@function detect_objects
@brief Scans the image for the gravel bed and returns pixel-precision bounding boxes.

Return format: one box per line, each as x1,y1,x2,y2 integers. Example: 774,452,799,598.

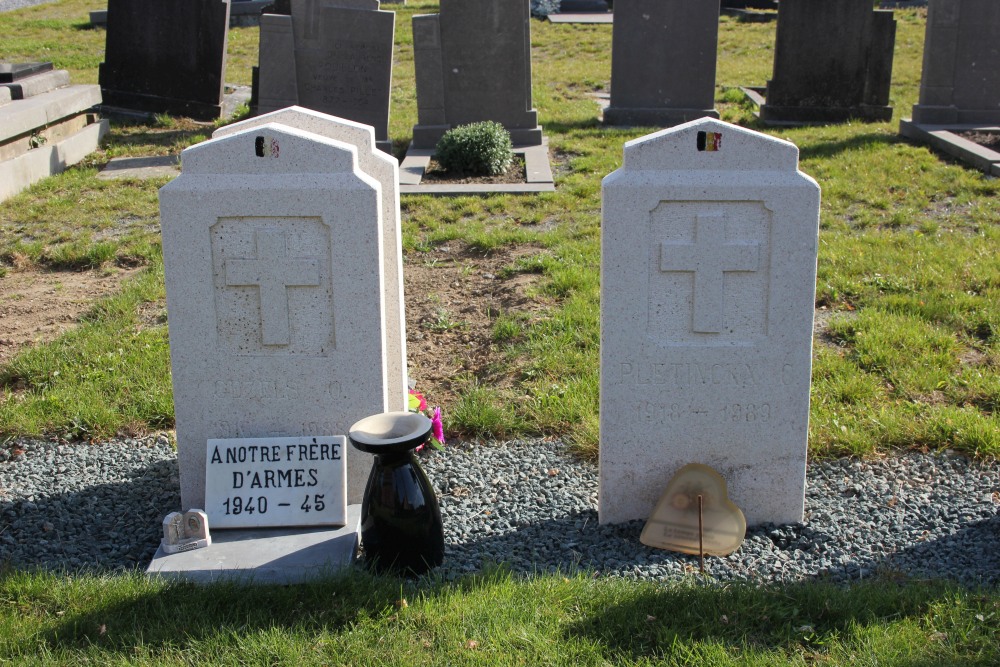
0,0,55,13
1,435,997,586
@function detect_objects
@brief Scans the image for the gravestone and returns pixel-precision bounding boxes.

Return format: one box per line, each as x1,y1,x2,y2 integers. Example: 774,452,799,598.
98,0,230,120
760,0,896,124
910,0,1000,124
254,0,395,152
604,0,720,127
411,0,543,148
213,106,408,416
159,121,389,512
599,118,820,526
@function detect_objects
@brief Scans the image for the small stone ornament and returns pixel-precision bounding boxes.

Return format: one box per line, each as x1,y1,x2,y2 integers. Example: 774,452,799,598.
640,463,746,557
161,509,212,554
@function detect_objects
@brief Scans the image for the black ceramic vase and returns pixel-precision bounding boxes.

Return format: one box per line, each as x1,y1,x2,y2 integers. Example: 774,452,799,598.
348,411,445,575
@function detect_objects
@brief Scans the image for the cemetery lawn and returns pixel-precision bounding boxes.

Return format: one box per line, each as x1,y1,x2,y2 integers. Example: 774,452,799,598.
0,3,997,663
0,567,997,666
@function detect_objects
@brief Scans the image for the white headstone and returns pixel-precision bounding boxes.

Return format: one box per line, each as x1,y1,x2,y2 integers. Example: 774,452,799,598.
160,122,388,512
213,107,407,414
599,117,820,526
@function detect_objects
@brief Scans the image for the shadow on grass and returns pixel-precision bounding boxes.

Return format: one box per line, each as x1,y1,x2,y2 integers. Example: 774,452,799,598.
797,131,904,160
564,577,997,663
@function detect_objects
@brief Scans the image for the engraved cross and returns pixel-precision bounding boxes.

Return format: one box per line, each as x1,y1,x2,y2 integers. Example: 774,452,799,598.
659,213,760,333
225,230,320,346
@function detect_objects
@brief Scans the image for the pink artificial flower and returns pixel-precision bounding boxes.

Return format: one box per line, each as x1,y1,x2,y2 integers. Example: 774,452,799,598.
409,389,428,412
431,406,446,445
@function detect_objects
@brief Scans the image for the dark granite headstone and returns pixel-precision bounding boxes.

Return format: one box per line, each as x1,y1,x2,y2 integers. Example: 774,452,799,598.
98,0,230,121
760,0,896,124
604,0,720,127
256,13,299,114
411,0,542,148
911,0,1000,125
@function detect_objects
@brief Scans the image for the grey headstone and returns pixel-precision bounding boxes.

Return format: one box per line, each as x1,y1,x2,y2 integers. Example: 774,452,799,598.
257,14,299,114
761,0,896,124
604,0,721,127
911,0,1000,125
411,0,542,148
98,0,230,121
287,0,395,150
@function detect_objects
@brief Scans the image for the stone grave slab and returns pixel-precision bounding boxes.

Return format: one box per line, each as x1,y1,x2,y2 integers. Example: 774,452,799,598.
599,118,820,527
97,155,181,180
0,84,107,203
398,141,555,195
0,69,70,100
159,122,390,511
759,0,896,124
98,0,230,120
146,504,361,584
604,0,720,127
213,106,408,417
547,12,613,24
0,62,53,83
411,0,543,148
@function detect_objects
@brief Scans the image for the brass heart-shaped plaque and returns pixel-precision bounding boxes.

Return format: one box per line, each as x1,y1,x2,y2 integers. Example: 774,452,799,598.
640,463,746,556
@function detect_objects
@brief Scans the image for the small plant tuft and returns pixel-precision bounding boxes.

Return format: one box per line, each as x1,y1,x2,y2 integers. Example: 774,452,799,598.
434,121,514,177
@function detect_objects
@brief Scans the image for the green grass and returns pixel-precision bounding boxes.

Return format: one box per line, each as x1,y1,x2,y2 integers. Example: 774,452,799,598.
0,567,997,666
0,4,997,455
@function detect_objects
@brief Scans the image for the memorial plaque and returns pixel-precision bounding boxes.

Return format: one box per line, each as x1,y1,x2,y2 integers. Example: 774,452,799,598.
205,435,347,528
599,118,820,527
640,463,746,557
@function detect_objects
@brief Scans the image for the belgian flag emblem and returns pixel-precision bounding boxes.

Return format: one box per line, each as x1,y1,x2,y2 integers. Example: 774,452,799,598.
696,131,722,152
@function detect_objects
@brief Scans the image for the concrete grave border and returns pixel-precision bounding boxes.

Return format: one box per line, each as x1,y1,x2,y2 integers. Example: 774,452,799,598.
399,140,555,195
899,120,1000,177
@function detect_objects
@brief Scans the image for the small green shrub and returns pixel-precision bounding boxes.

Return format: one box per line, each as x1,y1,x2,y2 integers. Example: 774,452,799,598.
435,121,514,177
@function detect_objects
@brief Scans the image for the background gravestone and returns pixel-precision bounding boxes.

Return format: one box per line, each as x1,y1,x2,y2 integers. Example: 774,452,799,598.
411,0,542,148
98,0,230,121
760,0,896,124
213,106,408,421
603,0,720,127
599,118,820,526
253,0,395,152
160,122,389,511
910,0,1000,124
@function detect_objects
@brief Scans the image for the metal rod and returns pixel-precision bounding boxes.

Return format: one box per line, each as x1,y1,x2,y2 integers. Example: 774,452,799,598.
698,494,705,574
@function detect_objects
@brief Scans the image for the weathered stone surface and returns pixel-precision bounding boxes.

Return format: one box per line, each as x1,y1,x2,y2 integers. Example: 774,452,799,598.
213,106,408,417
911,0,1000,124
604,0,720,127
411,0,542,148
599,118,820,527
160,123,389,511
761,0,896,124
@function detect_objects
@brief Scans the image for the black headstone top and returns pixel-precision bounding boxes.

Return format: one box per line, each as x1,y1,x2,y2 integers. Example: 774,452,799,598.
0,62,54,83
